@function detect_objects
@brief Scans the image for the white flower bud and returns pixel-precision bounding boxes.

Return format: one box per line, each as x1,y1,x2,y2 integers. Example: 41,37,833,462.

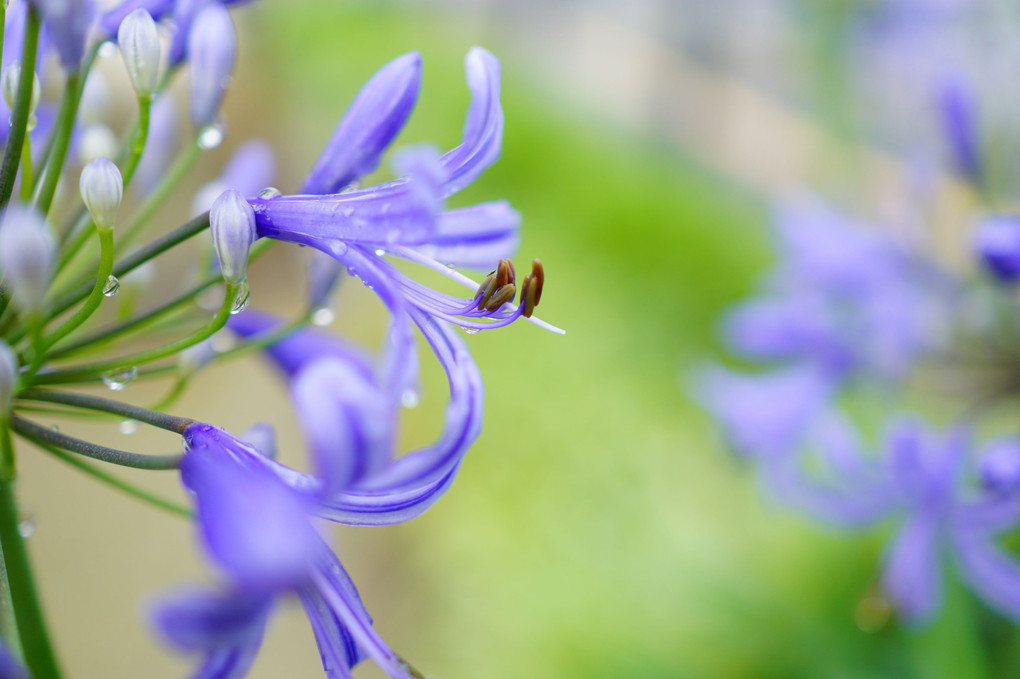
0,206,55,317
79,158,123,231
210,189,255,285
118,9,160,97
188,4,236,129
0,342,18,415
2,63,40,122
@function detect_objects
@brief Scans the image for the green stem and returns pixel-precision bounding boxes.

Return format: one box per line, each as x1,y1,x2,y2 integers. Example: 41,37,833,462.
32,282,238,386
40,229,114,353
10,416,181,470
34,44,98,185
28,439,191,518
117,139,202,255
120,94,151,186
17,135,31,203
0,442,62,679
31,70,81,216
0,7,40,208
17,390,193,433
49,212,212,321
50,239,271,360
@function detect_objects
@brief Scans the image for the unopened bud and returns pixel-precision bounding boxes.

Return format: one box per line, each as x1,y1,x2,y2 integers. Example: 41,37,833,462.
2,63,40,125
188,4,236,129
210,189,256,285
241,421,277,460
0,206,55,316
118,9,160,97
79,158,123,231
0,342,17,415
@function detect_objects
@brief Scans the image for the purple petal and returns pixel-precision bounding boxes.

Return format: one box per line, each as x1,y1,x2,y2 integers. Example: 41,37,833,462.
952,526,1020,622
976,216,1020,282
151,586,269,679
301,52,422,195
298,588,365,678
310,553,414,679
182,423,324,589
291,357,395,492
99,0,173,36
31,0,96,70
760,456,893,528
938,74,981,183
439,47,503,197
881,511,943,623
0,641,26,679
692,363,833,461
151,586,271,652
411,201,521,270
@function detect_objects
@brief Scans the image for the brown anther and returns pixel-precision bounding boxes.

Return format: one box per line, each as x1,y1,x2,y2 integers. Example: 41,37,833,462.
520,275,538,318
530,259,544,306
475,271,498,311
495,258,515,289
484,284,516,311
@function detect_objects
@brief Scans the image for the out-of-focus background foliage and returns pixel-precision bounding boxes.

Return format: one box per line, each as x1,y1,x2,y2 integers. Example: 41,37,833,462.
13,1,998,677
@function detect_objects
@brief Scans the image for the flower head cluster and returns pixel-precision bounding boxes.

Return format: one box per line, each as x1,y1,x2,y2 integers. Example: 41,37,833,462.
696,187,1020,625
0,1,558,677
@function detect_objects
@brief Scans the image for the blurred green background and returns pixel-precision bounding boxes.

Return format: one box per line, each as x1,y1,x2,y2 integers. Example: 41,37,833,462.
13,1,1007,678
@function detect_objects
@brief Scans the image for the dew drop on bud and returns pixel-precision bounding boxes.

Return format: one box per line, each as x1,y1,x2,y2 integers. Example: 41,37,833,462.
257,186,282,199
98,41,117,58
311,307,335,327
101,366,139,391
401,388,420,408
197,124,224,150
102,275,120,297
119,419,138,435
230,280,250,315
17,518,35,538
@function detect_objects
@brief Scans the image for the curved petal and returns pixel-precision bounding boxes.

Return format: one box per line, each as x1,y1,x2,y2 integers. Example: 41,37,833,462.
182,424,323,590
311,553,415,679
291,356,395,492
302,52,423,195
152,587,269,679
99,0,173,36
411,201,521,270
298,588,365,678
439,47,503,197
952,526,1020,622
881,512,943,623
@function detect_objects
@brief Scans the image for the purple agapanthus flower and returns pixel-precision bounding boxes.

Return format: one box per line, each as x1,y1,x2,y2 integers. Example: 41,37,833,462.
154,423,415,679
98,0,253,39
30,0,95,71
726,196,949,384
192,140,275,214
754,413,1020,625
247,48,557,343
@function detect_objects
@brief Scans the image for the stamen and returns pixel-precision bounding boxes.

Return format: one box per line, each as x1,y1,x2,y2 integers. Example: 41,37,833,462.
483,283,516,311
520,259,544,318
475,271,498,310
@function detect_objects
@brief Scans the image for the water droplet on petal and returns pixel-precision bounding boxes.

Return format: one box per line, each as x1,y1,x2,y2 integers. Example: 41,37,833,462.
17,518,35,538
98,41,117,59
446,263,457,270
311,307,335,327
197,123,224,150
374,248,386,257
119,419,138,435
257,186,282,199
463,327,480,335
401,388,420,408
102,275,120,297
101,366,139,391
230,280,250,315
